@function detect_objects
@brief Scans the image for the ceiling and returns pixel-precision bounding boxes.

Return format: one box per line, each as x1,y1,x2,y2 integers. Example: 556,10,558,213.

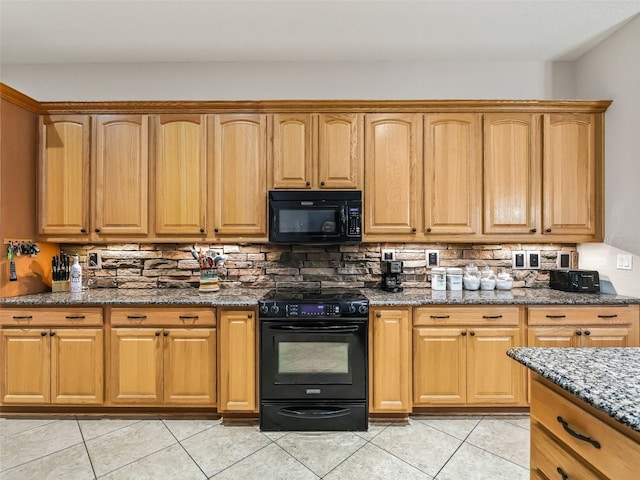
1,0,640,65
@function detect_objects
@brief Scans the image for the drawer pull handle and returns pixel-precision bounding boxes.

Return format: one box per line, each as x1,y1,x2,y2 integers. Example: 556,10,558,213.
127,315,147,319
430,315,450,319
556,416,601,449
556,467,568,480
65,315,86,319
179,315,199,319
12,315,33,320
546,315,566,319
597,314,617,319
482,315,502,319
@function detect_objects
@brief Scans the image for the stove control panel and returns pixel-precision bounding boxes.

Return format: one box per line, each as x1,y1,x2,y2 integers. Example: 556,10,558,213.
258,300,369,318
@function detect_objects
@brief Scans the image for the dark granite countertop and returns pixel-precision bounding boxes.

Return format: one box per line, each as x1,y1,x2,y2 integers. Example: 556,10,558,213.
508,347,640,434
1,287,639,307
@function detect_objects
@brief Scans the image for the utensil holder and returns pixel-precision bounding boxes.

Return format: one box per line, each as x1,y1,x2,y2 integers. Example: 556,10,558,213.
52,280,70,292
199,268,219,292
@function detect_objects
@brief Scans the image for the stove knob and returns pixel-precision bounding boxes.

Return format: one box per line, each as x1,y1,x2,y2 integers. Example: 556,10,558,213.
358,304,369,315
270,305,280,315
259,305,269,315
348,303,357,314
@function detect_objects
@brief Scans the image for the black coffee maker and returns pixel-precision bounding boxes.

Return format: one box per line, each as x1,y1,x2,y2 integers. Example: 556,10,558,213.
381,260,403,292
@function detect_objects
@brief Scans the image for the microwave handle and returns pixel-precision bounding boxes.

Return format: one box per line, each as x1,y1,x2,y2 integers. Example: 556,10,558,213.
340,207,346,236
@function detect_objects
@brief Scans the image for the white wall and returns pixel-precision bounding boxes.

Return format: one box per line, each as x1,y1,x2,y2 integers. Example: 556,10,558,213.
574,14,640,296
1,60,563,101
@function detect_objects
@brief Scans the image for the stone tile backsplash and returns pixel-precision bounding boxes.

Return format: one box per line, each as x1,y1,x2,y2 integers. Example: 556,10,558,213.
60,243,576,291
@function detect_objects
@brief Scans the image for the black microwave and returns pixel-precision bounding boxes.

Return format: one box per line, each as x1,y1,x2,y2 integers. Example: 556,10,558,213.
269,191,362,244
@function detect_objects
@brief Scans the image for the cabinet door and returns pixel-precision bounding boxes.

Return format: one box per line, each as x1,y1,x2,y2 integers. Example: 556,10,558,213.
271,114,313,189
581,327,632,347
467,327,525,405
154,114,207,235
163,328,216,405
365,114,421,236
543,113,599,236
424,113,480,235
51,328,103,404
38,115,90,236
317,114,363,189
212,115,267,236
528,326,578,348
413,327,466,405
483,114,541,235
0,329,50,404
110,328,162,404
218,309,256,412
370,308,411,413
93,115,148,236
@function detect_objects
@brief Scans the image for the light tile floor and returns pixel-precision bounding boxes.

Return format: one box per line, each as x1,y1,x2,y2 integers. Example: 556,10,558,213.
0,415,530,479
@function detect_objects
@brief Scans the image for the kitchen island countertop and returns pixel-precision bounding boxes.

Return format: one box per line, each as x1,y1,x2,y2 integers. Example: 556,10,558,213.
508,347,640,434
1,287,639,306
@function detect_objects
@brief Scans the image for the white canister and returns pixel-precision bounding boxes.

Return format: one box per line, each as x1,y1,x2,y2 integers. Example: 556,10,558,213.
446,268,463,291
70,254,83,293
431,267,447,291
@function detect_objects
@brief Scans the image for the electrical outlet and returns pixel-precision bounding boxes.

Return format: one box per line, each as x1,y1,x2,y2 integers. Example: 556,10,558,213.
426,250,439,267
512,251,526,269
88,252,101,270
381,249,396,261
617,254,633,270
557,252,571,269
527,250,541,269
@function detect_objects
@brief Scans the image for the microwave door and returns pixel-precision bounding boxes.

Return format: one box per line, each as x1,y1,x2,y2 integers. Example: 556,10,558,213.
275,203,341,240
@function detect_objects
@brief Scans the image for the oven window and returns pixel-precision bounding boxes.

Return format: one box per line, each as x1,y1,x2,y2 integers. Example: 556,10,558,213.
279,342,349,374
279,209,338,234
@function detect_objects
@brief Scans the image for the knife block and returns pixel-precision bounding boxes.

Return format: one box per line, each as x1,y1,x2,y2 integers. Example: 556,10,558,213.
199,268,219,292
52,280,70,292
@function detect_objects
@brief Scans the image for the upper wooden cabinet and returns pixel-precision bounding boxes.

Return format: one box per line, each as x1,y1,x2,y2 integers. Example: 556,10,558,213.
93,115,149,237
364,114,422,237
483,113,541,235
211,114,267,237
543,113,601,237
424,113,481,236
153,114,208,236
270,113,363,190
38,115,91,237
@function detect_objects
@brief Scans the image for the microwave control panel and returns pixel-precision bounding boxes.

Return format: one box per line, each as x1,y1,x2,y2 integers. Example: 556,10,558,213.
347,207,362,237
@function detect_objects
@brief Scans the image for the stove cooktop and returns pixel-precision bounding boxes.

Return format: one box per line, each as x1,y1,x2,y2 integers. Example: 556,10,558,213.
260,288,367,302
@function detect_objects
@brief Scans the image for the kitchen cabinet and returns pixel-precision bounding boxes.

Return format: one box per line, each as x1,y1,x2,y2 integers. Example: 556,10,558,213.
0,308,104,405
218,308,257,412
270,114,363,190
109,307,216,405
92,114,149,237
369,307,411,414
527,305,639,348
211,114,268,238
483,113,541,235
423,113,481,236
413,306,526,406
364,114,422,238
38,115,91,238
543,113,601,238
153,114,208,237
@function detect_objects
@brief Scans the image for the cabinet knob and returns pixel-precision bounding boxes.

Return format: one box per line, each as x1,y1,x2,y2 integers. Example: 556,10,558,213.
411,227,417,233
214,228,219,233
155,331,161,336
546,228,552,233
200,228,205,233
576,331,582,336
163,331,169,336
376,313,381,318
426,227,432,233
530,228,537,233
306,181,311,187
50,331,56,337
584,330,591,336
461,331,467,336
469,331,475,336
95,228,101,233
80,228,87,233
248,314,253,319
41,331,47,336
320,181,325,187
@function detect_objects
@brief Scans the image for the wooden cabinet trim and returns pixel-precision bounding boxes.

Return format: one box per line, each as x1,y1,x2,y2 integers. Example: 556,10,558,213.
0,308,103,327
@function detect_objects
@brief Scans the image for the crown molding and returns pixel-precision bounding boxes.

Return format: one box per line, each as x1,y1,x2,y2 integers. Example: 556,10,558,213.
0,83,41,113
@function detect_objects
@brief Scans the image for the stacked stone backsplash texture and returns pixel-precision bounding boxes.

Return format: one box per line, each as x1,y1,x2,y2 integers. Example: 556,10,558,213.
60,243,576,291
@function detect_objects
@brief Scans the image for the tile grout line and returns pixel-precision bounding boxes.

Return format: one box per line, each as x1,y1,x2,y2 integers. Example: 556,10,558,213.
269,440,323,480
161,417,210,479
204,440,277,479
76,416,99,480
430,415,484,479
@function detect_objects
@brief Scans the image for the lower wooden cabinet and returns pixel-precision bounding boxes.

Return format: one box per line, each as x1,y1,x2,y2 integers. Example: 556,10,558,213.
218,308,257,412
369,307,412,413
1,328,103,405
108,307,216,406
413,306,526,406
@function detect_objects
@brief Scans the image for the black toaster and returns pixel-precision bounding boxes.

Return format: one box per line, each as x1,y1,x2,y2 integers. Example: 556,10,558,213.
549,270,600,293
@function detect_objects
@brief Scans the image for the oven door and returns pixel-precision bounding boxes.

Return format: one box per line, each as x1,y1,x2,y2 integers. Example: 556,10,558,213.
269,200,345,243
260,319,367,400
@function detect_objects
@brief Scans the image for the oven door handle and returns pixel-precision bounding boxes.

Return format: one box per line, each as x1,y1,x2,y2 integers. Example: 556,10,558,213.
270,325,360,333
279,407,351,419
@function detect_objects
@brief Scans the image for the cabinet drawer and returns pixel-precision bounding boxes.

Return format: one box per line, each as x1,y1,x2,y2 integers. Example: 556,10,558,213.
0,308,103,326
110,308,216,327
414,306,521,326
528,305,638,326
531,378,639,480
531,421,601,480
